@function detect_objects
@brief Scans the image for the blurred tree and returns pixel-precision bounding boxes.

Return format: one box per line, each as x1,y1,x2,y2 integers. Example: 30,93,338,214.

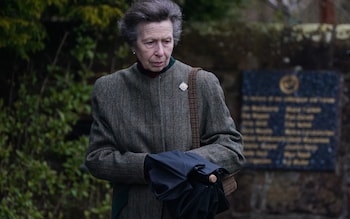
0,0,129,103
0,0,126,59
177,0,245,22
0,0,129,218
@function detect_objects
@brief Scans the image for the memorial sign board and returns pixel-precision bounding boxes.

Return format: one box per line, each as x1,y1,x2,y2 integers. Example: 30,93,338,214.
241,70,341,171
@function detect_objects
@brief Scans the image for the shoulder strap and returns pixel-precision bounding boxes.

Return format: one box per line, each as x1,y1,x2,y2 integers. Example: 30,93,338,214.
188,67,202,149
188,67,238,196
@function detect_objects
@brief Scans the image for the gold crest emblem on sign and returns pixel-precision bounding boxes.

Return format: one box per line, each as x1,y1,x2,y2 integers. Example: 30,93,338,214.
279,74,299,94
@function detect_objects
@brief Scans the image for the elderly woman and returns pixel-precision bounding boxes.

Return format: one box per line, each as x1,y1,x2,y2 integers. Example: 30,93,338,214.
85,0,245,218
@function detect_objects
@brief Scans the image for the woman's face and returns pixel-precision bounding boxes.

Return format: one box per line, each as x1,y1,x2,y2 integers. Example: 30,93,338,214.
133,20,174,72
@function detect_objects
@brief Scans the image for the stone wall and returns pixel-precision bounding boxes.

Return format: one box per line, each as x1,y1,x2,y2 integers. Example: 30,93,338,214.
174,23,350,219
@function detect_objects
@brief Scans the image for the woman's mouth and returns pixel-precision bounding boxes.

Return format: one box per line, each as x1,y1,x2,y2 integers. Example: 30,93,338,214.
152,61,164,67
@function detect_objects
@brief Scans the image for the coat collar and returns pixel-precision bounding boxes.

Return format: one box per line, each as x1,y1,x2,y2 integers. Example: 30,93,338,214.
137,57,175,78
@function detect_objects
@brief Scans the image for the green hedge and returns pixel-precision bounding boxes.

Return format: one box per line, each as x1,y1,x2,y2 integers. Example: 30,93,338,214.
0,70,113,218
0,0,127,218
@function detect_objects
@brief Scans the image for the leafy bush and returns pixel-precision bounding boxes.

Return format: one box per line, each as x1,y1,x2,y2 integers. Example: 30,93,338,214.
0,71,112,219
0,0,128,218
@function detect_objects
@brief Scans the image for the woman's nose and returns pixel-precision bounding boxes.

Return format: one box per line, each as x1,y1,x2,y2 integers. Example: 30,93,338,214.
154,42,165,56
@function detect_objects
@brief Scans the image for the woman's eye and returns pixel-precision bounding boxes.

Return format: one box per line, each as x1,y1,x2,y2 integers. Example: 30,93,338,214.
145,41,154,46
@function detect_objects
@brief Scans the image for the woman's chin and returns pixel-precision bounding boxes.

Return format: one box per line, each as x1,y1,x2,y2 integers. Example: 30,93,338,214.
149,66,164,72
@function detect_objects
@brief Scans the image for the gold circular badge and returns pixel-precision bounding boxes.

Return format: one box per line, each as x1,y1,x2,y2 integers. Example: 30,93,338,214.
279,74,299,94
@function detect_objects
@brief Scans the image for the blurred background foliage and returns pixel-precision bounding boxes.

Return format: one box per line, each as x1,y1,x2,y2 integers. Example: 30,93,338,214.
0,0,245,218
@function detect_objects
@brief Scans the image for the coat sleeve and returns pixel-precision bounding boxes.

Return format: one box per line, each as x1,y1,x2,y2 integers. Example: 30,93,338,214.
85,76,147,184
188,70,245,174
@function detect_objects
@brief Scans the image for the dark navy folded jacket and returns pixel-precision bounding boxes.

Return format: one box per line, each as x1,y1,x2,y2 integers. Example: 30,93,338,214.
146,150,229,219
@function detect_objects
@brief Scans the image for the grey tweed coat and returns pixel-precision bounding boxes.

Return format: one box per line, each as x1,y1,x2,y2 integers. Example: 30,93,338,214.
85,60,245,219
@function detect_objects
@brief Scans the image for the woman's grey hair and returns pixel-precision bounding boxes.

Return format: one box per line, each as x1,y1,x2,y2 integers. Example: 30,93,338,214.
118,0,183,46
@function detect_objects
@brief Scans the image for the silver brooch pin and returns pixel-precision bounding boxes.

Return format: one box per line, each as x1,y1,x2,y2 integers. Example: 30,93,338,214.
179,82,188,91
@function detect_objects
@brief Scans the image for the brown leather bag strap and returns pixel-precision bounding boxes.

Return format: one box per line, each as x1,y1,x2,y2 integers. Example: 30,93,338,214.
188,67,238,196
188,67,202,149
